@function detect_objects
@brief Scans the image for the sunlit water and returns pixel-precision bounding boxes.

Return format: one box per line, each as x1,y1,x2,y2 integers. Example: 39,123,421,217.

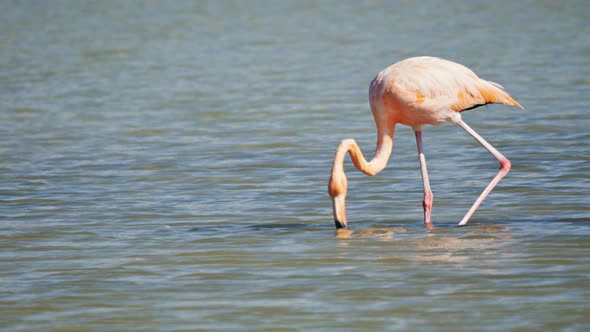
1,1,589,331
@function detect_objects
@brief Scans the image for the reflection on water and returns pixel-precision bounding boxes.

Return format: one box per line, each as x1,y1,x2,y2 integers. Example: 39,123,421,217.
1,0,590,331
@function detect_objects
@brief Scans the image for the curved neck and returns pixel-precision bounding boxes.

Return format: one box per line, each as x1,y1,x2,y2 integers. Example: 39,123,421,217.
328,125,395,228
332,127,394,177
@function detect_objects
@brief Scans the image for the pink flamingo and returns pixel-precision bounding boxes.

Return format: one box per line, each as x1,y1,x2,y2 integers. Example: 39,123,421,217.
328,56,523,229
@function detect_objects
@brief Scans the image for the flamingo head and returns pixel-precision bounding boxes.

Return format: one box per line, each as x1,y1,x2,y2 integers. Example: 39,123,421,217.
328,172,348,228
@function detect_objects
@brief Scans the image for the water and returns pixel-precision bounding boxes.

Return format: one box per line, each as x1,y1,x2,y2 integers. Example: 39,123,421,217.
1,1,589,330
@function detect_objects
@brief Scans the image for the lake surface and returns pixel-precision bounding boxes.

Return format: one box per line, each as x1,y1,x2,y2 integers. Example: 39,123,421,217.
1,1,589,331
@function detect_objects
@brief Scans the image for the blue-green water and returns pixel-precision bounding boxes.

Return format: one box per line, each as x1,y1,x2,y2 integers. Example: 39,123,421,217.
1,1,589,331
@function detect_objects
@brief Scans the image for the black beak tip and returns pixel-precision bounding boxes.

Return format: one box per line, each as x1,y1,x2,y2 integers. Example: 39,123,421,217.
334,220,347,229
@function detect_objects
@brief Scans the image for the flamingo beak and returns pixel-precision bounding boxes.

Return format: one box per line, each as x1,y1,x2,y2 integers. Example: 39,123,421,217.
331,195,348,229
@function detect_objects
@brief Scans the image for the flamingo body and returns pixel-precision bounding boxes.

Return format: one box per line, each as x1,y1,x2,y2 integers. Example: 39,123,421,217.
328,56,522,229
370,57,522,129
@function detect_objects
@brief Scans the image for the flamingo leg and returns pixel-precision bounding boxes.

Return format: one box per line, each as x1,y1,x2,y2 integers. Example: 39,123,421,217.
454,119,511,226
415,130,434,228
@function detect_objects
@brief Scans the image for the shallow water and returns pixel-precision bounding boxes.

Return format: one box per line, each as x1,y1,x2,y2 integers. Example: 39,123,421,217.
1,1,590,331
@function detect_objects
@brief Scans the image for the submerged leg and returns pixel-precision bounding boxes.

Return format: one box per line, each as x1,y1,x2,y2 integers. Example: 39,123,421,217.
454,119,511,226
415,130,433,229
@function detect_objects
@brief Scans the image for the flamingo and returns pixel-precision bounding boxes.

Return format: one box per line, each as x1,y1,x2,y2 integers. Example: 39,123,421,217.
328,56,523,229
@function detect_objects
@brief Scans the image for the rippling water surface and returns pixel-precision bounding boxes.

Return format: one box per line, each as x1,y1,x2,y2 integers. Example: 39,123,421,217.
1,1,589,331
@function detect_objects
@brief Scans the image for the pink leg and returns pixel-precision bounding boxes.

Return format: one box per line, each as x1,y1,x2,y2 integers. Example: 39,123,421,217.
415,131,433,228
455,119,511,226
